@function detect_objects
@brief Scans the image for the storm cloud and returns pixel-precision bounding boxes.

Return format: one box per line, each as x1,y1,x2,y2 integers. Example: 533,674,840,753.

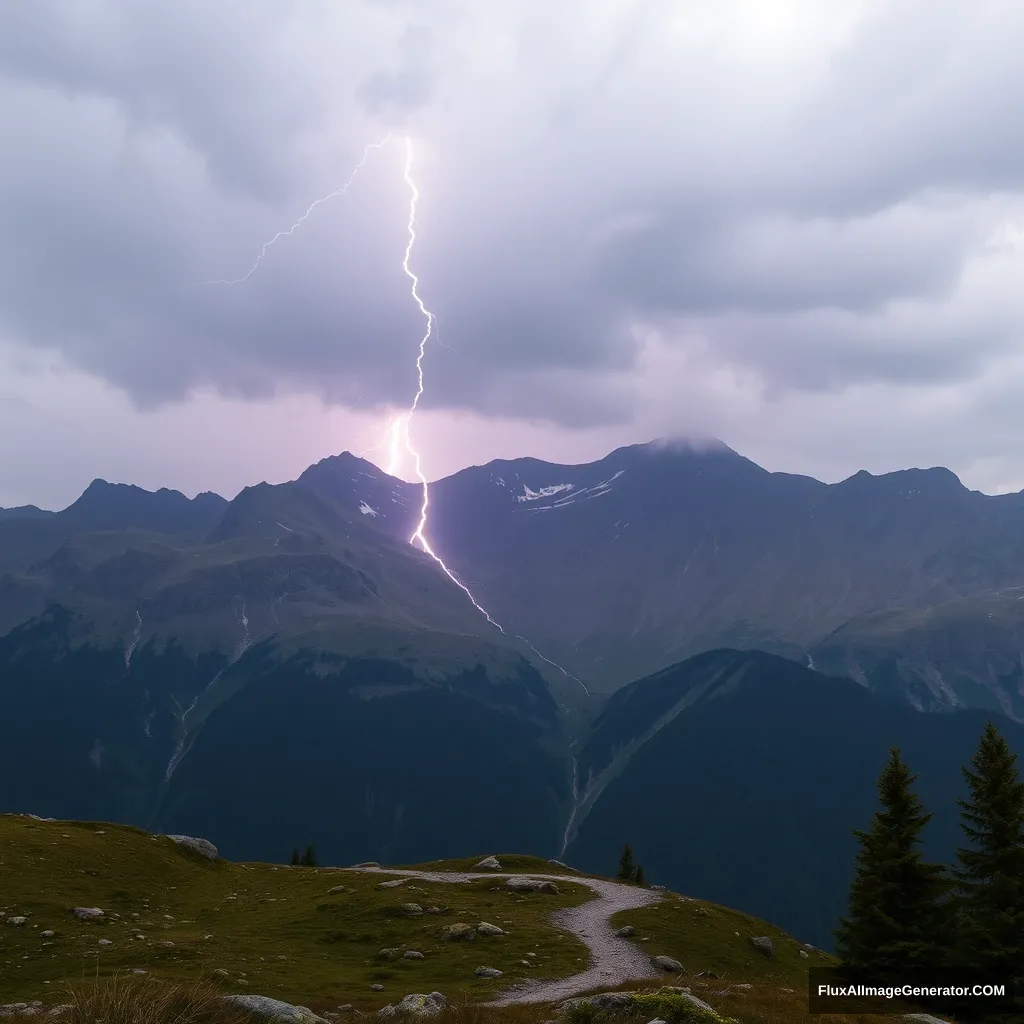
1,0,1024,507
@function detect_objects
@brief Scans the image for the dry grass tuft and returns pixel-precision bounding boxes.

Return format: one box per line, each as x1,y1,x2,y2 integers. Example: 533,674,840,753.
58,973,254,1024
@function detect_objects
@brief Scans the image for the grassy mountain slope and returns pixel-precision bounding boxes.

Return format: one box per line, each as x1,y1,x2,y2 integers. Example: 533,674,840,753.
565,648,1024,951
0,814,828,1019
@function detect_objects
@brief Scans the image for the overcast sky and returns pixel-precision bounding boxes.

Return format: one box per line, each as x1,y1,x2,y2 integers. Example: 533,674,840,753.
2,0,1024,509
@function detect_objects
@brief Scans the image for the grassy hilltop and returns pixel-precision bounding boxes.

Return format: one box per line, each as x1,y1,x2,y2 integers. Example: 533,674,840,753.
1,814,896,1024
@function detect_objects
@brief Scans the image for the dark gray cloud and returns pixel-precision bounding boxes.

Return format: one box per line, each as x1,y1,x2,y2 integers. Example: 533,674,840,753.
2,0,1024,507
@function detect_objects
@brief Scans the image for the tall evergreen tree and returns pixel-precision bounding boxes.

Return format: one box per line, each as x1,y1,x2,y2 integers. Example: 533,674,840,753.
290,847,300,866
301,844,318,867
835,747,953,982
633,864,647,887
954,721,1024,985
617,843,635,881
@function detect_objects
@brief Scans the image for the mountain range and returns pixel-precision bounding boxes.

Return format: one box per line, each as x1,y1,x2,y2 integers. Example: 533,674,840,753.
3,437,1024,949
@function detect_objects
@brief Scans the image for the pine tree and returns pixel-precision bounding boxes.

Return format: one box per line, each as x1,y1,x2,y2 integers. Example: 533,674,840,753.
633,864,647,887
290,847,300,866
954,722,1024,985
835,747,953,982
617,843,635,881
301,844,317,867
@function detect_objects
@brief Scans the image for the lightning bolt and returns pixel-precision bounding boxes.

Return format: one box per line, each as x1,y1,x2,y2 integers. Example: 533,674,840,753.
397,139,590,695
202,135,392,286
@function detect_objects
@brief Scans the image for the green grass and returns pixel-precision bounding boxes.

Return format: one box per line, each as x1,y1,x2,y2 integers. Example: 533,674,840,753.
2,815,897,1024
608,893,836,988
0,815,592,1013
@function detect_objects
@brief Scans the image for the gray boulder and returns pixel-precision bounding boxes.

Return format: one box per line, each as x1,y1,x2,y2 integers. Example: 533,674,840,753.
474,856,501,870
441,923,475,941
476,922,504,936
506,877,559,894
546,859,579,872
474,967,503,978
652,955,683,972
749,936,774,958
70,907,105,920
376,993,447,1019
223,994,329,1023
615,925,635,937
5,916,26,926
399,903,423,917
799,949,809,959
403,951,425,960
167,834,218,860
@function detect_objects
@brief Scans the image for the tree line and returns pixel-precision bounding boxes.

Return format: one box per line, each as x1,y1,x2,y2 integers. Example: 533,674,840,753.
836,721,1024,1014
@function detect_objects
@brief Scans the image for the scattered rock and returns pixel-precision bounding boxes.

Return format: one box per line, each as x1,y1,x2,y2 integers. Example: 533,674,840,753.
5,916,26,926
672,992,716,1013
378,879,411,889
474,856,501,870
476,922,504,936
615,925,635,938
166,834,218,860
97,938,113,946
214,969,230,978
223,994,329,1023
798,949,809,959
650,884,667,891
353,861,380,868
441,923,475,941
546,859,580,872
376,993,447,1019
716,984,752,997
403,951,425,960
327,886,348,895
371,985,385,992
506,877,559,894
399,903,423,917
652,955,684,973
474,967,503,978
70,907,105,920
40,930,54,938
378,948,401,960
749,936,774,958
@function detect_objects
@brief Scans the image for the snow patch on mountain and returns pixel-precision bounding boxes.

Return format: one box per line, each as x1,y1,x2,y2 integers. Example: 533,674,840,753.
359,501,379,517
518,470,627,511
516,483,575,502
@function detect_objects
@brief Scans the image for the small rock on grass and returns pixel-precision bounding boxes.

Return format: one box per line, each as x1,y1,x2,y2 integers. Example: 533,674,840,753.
224,994,328,1023
376,993,446,1020
474,856,501,870
166,834,218,860
71,907,105,920
652,955,683,972
475,967,503,978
